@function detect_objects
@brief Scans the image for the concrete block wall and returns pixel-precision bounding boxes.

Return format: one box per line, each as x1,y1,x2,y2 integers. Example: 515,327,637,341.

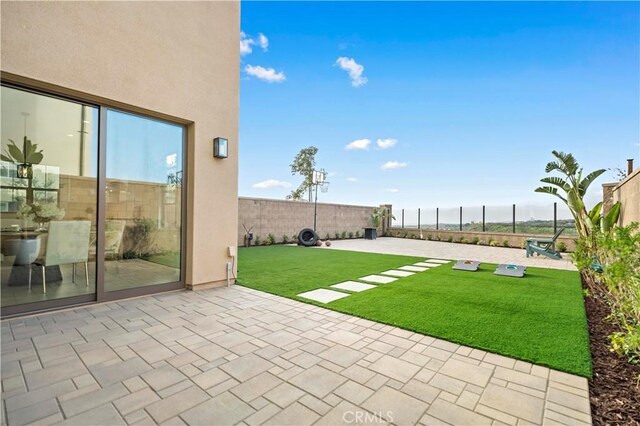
16,174,181,254
238,197,377,245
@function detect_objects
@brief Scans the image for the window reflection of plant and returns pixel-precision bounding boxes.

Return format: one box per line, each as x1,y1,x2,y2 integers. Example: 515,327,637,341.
122,217,158,260
167,171,182,187
0,138,61,213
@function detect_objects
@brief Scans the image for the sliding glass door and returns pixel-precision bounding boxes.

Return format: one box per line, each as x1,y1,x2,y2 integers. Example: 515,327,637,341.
1,86,98,310
104,110,183,293
1,84,185,316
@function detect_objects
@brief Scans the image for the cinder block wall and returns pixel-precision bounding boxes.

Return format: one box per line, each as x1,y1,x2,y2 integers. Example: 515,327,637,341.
238,197,377,245
0,174,182,255
612,168,640,227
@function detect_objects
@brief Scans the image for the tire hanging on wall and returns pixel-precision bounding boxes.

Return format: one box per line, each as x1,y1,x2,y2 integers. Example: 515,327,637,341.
298,228,318,247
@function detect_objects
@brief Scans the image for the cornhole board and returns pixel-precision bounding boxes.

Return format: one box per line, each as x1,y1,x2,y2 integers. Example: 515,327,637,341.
452,260,480,272
494,264,526,278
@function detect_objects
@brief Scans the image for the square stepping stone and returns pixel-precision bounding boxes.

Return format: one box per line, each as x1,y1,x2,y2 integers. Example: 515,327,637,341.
380,270,415,278
425,259,450,264
331,281,377,293
359,275,397,284
297,289,350,304
399,265,427,272
416,262,442,267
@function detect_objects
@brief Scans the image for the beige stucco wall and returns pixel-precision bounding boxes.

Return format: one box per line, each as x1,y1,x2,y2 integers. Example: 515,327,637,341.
1,1,240,288
612,167,640,227
238,197,377,246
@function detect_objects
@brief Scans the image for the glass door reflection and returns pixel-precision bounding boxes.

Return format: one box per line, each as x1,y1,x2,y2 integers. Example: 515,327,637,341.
104,109,183,292
1,86,98,308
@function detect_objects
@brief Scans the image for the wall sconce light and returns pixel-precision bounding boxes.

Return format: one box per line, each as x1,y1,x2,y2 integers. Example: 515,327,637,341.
213,137,228,159
17,163,33,179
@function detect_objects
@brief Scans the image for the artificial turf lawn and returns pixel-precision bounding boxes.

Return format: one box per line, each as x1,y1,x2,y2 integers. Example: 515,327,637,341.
237,245,592,377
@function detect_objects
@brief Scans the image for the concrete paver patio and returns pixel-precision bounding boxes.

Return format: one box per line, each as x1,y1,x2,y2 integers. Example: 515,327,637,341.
322,237,576,271
1,285,590,425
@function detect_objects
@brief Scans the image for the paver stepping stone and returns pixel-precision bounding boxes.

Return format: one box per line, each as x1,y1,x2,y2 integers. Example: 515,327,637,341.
359,275,397,284
415,262,443,267
425,259,450,264
331,281,377,292
380,270,415,278
297,289,350,303
399,265,427,272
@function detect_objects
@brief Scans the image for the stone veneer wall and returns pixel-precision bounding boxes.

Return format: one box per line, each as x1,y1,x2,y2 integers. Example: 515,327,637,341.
388,227,577,252
612,167,640,227
238,197,378,245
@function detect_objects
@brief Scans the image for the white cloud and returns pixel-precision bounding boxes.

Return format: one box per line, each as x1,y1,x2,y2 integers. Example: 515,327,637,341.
257,33,269,51
240,32,254,56
335,57,368,87
347,177,358,182
385,188,399,193
240,32,269,56
376,138,397,150
245,65,286,83
345,138,371,150
381,161,407,171
252,179,291,189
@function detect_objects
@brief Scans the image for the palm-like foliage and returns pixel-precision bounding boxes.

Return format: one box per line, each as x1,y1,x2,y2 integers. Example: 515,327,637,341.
535,150,606,240
1,137,44,164
371,207,395,228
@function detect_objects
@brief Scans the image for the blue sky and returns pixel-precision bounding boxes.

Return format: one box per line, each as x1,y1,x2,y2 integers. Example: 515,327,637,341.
239,1,640,212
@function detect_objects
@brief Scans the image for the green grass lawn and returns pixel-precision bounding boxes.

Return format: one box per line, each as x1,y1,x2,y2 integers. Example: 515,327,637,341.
238,245,591,377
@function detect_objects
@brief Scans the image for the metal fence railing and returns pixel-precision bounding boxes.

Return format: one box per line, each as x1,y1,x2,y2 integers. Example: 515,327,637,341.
391,202,577,236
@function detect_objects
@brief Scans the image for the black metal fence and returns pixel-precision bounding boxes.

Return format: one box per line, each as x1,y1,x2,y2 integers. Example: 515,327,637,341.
392,202,577,236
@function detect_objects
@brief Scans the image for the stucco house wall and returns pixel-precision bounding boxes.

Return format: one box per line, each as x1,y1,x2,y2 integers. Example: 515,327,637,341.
1,1,240,289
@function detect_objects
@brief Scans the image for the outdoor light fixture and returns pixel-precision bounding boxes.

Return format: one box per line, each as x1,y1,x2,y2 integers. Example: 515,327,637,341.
213,137,228,159
17,163,32,179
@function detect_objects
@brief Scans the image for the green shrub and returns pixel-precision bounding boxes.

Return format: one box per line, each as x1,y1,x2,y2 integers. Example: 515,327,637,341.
267,234,276,245
254,236,261,246
503,240,510,248
447,236,453,243
427,234,432,240
355,230,360,238
325,233,331,240
402,231,408,238
457,236,464,243
609,327,640,365
282,235,289,244
577,223,640,365
520,240,527,249
335,232,340,239
557,241,567,252
489,240,499,247
471,237,480,245
341,231,347,239
348,231,354,239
